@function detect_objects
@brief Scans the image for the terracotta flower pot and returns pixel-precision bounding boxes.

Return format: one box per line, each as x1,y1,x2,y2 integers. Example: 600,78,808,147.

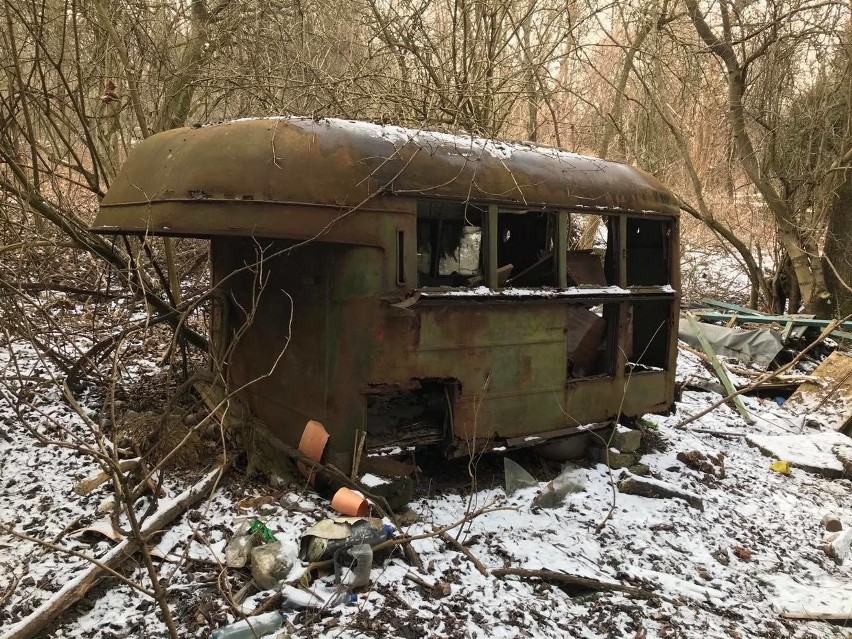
330,487,370,517
297,419,329,484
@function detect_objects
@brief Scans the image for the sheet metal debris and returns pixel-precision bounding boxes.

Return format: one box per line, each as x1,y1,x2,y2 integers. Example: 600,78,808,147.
693,299,852,342
678,318,783,367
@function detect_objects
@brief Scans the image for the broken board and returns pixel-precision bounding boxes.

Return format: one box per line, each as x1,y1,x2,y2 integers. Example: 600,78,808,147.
785,351,852,433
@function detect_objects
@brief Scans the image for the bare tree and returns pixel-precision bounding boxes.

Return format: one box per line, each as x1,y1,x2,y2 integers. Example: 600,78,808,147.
683,0,848,316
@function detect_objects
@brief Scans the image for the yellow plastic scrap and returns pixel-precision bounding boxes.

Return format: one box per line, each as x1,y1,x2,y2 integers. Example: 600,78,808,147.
770,460,791,475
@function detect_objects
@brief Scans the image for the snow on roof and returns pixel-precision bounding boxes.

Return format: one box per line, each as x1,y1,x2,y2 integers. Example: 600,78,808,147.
217,115,606,165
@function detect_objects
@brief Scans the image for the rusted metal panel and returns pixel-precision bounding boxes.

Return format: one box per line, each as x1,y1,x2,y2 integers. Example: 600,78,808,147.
213,236,674,464
93,118,678,239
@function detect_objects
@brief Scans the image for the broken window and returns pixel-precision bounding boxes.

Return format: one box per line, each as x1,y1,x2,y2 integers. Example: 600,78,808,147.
417,202,483,287
566,213,615,286
365,380,452,449
626,218,670,286
498,211,555,287
627,300,672,371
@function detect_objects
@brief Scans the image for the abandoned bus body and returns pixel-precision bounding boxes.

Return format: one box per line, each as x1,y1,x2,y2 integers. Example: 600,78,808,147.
93,117,680,471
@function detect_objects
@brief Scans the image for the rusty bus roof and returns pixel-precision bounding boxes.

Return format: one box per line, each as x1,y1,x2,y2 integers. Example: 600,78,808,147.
93,117,679,237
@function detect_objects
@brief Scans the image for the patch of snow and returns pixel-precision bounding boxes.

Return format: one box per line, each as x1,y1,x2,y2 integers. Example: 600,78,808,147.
4,340,852,638
215,116,611,167
746,431,852,476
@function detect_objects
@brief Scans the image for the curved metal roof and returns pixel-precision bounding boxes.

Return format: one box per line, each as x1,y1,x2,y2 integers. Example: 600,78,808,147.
93,117,678,237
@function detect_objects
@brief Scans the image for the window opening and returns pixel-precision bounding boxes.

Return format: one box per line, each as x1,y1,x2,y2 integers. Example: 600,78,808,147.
626,218,670,286
566,213,614,286
417,202,483,287
566,303,616,378
499,211,555,287
627,300,671,371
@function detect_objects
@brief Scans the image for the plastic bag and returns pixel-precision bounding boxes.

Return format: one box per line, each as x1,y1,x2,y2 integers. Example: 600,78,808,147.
224,521,255,568
504,458,538,496
224,520,277,568
251,539,299,589
532,464,587,509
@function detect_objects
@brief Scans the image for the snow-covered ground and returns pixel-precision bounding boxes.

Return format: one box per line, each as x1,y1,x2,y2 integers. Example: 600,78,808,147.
2,337,852,638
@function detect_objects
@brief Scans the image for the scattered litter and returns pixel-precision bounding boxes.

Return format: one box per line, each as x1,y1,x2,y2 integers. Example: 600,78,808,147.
296,419,329,484
280,584,355,609
769,460,791,475
250,539,298,590
330,487,370,517
334,543,373,589
503,457,537,496
532,464,586,509
678,317,783,366
299,517,392,562
224,520,276,568
210,611,286,639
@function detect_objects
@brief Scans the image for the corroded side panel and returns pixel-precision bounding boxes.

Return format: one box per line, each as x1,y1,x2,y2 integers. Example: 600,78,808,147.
370,302,569,441
212,237,330,448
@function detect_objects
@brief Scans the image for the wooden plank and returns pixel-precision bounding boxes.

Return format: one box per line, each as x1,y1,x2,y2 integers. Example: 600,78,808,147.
780,611,852,621
686,313,754,424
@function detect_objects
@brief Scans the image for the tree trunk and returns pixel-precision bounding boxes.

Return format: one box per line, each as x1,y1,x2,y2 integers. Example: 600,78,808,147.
685,0,834,316
825,178,852,317
578,19,652,249
823,19,852,317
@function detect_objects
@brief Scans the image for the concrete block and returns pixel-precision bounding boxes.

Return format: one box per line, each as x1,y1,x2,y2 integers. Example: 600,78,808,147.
611,424,642,453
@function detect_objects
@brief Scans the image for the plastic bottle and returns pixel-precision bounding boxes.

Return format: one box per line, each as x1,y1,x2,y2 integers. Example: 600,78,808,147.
300,518,393,562
325,520,393,558
210,611,285,639
280,585,356,610
334,543,373,589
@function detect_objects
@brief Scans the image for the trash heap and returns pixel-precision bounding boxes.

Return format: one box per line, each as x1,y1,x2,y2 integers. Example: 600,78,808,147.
214,516,393,638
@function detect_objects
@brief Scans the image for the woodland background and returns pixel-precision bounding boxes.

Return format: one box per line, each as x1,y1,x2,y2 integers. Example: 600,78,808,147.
1,0,851,326
2,2,852,637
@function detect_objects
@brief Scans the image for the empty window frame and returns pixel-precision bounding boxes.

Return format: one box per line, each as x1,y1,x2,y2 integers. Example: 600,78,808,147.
498,211,556,287
627,299,672,371
566,303,617,378
566,213,616,287
626,217,670,286
416,202,484,287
